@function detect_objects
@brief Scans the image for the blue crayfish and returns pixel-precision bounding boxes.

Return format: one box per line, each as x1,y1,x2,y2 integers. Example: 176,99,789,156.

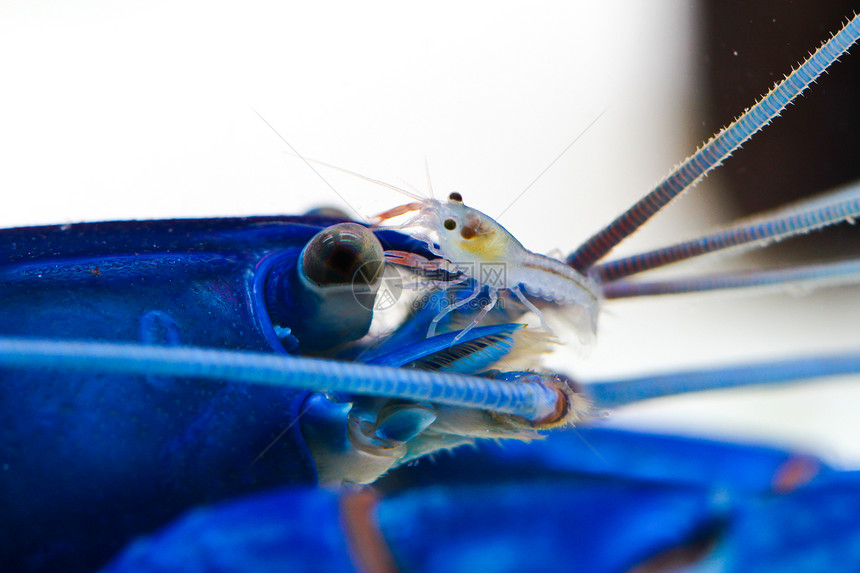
2,9,860,573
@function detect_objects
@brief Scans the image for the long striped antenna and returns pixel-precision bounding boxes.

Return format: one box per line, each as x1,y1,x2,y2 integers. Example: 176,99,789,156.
0,338,564,423
592,180,860,283
567,14,860,272
602,259,860,299
587,351,860,409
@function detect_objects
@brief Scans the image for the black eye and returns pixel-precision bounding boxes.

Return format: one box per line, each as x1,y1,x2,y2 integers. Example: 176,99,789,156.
443,219,457,231
287,222,385,352
301,223,384,286
448,192,463,202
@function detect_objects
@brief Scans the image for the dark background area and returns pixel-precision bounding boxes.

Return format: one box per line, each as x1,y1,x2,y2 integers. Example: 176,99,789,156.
700,1,860,262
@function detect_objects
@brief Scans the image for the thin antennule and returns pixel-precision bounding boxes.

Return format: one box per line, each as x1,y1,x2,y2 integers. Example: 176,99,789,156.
424,156,435,199
252,107,424,212
251,108,365,221
284,154,425,202
567,14,860,272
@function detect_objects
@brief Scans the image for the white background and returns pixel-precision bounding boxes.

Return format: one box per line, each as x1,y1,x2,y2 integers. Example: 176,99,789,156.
3,2,860,467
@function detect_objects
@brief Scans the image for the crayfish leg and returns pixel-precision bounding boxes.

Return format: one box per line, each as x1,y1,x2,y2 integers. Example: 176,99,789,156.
450,289,499,344
509,285,552,333
384,250,459,274
427,288,481,338
374,202,423,222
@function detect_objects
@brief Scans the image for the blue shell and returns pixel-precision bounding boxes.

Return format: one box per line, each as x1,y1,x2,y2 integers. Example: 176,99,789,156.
0,216,422,571
3,216,860,573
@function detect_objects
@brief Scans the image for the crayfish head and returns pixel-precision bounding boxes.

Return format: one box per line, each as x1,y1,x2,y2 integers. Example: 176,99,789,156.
431,193,522,270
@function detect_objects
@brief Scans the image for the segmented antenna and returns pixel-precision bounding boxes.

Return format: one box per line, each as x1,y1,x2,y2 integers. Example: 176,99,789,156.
593,180,860,282
0,338,562,423
587,351,860,409
568,14,860,272
602,259,860,298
